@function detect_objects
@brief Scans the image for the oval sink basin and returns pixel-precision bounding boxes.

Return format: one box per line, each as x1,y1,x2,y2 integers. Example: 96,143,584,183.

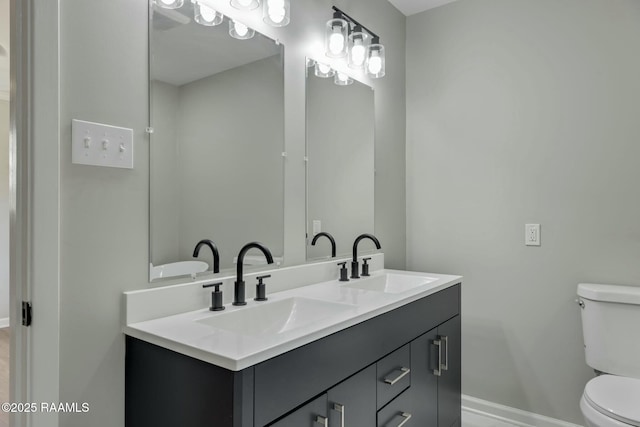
344,273,438,294
195,297,356,336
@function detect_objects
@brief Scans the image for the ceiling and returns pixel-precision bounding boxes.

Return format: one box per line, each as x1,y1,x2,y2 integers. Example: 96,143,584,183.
152,4,281,86
387,0,457,16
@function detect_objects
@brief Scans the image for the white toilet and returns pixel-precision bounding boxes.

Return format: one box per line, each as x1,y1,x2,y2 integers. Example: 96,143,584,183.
577,283,640,427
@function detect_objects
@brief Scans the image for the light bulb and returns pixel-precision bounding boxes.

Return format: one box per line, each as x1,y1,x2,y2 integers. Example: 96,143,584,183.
156,0,184,9
351,43,366,67
234,22,249,37
268,6,286,23
329,32,345,56
238,0,252,6
368,55,382,75
199,4,216,21
318,63,331,74
337,73,348,82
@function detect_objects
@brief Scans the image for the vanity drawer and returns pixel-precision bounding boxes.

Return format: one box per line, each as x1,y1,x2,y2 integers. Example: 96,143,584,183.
377,344,411,409
377,388,414,427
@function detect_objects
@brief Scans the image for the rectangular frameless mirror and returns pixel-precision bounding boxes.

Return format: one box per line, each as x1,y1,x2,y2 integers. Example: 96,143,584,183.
149,2,285,281
305,60,375,261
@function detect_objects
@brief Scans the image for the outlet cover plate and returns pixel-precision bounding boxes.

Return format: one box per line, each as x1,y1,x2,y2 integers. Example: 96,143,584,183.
525,224,541,246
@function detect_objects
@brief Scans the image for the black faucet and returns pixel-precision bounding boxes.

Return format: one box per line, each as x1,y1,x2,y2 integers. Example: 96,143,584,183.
234,242,274,306
193,239,220,274
311,232,337,258
351,234,381,279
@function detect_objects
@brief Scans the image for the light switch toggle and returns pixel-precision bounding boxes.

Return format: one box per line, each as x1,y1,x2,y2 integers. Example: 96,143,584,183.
102,139,109,151
119,143,126,153
84,137,91,148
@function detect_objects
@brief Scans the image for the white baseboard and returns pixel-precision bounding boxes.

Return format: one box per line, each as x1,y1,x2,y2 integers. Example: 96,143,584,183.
0,317,9,328
462,395,583,427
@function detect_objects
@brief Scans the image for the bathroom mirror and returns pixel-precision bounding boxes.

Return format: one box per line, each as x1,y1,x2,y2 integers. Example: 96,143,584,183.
305,61,375,261
149,2,285,281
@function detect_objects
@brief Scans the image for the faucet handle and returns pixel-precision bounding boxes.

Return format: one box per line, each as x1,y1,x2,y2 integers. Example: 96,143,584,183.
255,275,270,301
203,282,225,311
256,274,271,283
337,262,349,282
361,258,372,277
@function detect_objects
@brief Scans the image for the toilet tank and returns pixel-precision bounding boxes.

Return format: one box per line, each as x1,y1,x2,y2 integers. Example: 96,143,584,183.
578,283,640,378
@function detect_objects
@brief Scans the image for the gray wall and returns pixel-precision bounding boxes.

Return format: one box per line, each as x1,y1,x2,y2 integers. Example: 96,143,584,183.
406,0,640,423
0,100,8,323
306,75,375,260
52,0,405,426
150,80,180,265
177,56,284,269
151,57,285,270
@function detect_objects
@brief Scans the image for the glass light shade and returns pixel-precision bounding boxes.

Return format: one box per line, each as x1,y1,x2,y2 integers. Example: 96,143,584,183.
263,0,290,27
366,43,385,78
348,28,369,70
193,2,223,26
325,18,348,58
229,20,255,40
314,62,335,78
230,0,260,10
334,72,353,86
154,0,184,9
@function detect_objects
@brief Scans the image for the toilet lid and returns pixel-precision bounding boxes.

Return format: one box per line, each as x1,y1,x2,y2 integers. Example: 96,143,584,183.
584,375,640,427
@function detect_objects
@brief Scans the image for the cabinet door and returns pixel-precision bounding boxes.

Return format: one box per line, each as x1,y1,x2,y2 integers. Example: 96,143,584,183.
327,365,376,427
409,328,439,427
269,394,328,427
437,315,461,427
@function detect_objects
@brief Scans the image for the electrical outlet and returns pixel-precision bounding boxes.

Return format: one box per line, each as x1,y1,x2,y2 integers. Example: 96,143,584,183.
525,224,541,246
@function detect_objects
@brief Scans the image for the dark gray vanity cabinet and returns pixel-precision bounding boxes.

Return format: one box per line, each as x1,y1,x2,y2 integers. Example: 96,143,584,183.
125,283,461,427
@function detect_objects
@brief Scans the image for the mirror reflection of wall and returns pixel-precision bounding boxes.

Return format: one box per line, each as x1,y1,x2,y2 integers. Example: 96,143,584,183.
149,3,285,281
306,62,375,260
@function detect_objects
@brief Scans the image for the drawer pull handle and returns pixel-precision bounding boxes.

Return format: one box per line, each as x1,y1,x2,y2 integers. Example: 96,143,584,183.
441,335,449,371
333,403,345,427
315,415,328,426
433,339,442,376
385,412,413,427
384,367,411,385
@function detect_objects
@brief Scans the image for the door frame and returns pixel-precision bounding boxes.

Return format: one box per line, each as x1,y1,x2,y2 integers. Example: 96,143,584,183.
10,1,61,426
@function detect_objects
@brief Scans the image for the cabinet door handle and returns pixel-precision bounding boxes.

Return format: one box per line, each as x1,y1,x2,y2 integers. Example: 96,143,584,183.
384,367,411,385
441,335,449,371
432,339,442,376
385,412,412,427
314,415,328,426
333,403,345,427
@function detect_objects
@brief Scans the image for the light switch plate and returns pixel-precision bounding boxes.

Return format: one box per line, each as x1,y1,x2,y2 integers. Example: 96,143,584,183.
525,224,541,246
72,119,134,169
312,220,322,235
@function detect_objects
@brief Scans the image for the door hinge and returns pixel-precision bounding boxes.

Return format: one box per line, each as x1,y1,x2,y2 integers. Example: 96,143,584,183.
22,301,32,326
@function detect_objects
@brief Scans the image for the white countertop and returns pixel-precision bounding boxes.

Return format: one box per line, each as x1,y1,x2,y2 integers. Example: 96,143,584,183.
124,268,462,371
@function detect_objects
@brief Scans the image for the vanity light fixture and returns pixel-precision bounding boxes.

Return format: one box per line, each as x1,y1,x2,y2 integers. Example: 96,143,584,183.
192,1,224,26
154,0,184,9
334,72,353,86
263,0,290,27
325,11,348,58
229,19,255,39
314,62,335,78
230,0,260,11
326,6,386,79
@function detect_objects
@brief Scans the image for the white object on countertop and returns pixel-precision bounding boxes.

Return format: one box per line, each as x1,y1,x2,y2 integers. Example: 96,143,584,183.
149,261,209,280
